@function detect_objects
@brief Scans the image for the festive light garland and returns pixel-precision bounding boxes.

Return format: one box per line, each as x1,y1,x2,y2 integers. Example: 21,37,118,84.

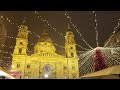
0,15,70,51
1,16,17,26
65,11,93,49
27,50,34,54
110,47,120,65
93,48,108,72
3,57,11,59
35,12,90,50
53,42,65,49
0,34,15,39
104,19,120,47
0,44,14,49
79,49,95,66
34,11,90,51
93,11,99,47
0,15,40,38
0,12,103,65
79,49,95,75
0,61,12,69
76,44,91,51
0,33,36,46
79,46,120,76
34,11,64,37
2,51,12,54
2,13,89,51
76,50,87,53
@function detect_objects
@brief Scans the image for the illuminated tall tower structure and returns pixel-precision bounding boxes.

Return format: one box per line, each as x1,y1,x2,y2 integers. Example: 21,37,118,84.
12,20,29,78
65,23,79,78
65,23,77,58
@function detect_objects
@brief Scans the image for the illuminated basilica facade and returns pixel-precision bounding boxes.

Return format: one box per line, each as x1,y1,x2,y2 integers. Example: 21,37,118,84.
11,20,79,79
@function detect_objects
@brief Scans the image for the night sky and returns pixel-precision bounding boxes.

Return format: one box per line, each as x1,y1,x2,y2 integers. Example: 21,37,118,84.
1,11,120,57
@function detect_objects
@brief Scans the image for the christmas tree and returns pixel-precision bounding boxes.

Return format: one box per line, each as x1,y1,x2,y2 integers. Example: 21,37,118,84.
93,48,108,72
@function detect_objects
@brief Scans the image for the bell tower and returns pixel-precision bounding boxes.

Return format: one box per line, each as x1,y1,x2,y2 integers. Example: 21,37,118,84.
13,20,29,55
65,23,77,58
65,23,79,79
11,20,29,78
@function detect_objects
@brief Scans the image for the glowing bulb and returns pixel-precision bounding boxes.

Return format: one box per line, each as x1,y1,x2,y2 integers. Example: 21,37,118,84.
1,16,3,18
113,31,116,33
44,74,48,78
67,16,69,18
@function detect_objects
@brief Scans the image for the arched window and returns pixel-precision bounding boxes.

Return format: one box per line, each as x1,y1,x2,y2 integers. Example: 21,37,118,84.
64,66,67,70
17,64,20,68
20,42,23,45
19,48,22,54
71,47,73,49
71,52,74,57
27,65,30,68
72,66,75,70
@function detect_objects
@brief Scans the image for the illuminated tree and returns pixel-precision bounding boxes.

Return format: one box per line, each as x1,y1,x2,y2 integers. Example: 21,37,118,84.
93,48,108,72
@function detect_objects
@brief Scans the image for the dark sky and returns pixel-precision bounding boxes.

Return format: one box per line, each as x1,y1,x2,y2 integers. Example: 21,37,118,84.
0,11,120,56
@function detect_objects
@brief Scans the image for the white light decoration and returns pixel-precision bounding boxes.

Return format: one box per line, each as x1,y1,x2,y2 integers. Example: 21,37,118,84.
6,18,9,20
2,15,40,38
79,47,120,76
44,73,48,78
1,16,3,18
65,11,93,49
104,19,120,47
93,11,99,47
33,11,89,50
34,11,64,37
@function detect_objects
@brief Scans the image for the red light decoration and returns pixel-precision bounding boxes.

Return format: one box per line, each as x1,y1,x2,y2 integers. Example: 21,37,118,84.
93,47,108,72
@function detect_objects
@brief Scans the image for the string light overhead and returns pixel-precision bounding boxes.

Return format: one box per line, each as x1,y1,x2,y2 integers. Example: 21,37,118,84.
93,11,99,47
0,15,40,38
1,13,89,52
104,19,120,47
34,11,89,51
65,11,93,50
34,11,64,37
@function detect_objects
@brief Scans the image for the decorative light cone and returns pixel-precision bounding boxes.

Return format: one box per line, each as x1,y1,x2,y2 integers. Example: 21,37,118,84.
93,47,108,72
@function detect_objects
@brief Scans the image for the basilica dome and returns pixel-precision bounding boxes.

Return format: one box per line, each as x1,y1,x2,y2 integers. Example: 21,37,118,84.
34,26,56,53
38,31,52,43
